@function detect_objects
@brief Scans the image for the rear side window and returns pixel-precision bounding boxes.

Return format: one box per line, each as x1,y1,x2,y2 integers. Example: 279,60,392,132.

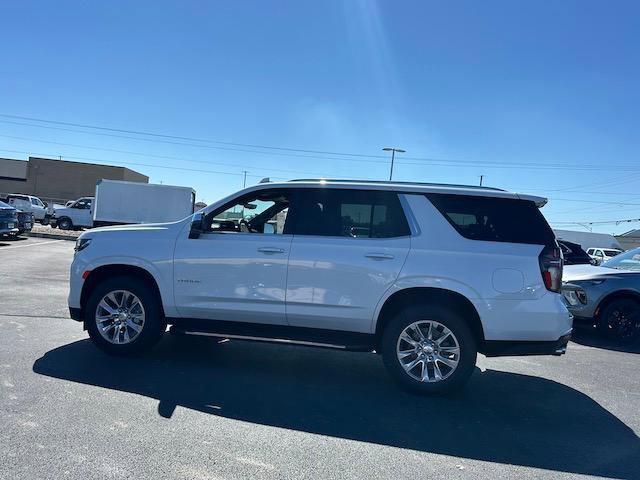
426,193,555,246
289,189,410,238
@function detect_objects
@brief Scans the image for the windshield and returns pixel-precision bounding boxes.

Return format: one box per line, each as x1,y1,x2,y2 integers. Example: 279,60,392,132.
602,248,640,271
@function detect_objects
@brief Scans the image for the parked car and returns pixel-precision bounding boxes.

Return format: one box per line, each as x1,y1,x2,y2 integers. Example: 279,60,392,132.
558,240,594,265
16,211,34,235
68,180,571,394
586,247,623,265
51,197,93,230
1,194,50,225
563,248,640,343
0,201,19,237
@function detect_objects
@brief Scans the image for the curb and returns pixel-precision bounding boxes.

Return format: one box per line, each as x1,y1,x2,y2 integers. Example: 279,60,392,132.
27,232,78,241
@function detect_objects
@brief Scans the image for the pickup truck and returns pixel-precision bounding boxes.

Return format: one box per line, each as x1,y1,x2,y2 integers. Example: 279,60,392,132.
1,194,50,225
0,201,19,236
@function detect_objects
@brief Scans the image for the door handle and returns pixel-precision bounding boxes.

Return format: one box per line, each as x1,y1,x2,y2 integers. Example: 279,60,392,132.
365,252,395,260
258,247,285,254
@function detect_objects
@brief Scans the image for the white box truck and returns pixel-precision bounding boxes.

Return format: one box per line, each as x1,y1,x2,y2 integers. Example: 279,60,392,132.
52,180,195,230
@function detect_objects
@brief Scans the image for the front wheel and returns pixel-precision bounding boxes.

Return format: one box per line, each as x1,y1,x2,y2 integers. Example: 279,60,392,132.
85,276,166,355
40,215,50,226
382,305,477,394
598,298,640,344
57,217,73,230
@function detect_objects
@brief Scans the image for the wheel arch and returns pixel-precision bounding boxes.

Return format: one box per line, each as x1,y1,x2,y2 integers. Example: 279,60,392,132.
595,289,640,321
80,264,165,322
374,287,485,351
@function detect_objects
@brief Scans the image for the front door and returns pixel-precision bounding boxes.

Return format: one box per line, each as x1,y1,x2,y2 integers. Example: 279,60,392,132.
285,188,411,333
173,188,293,325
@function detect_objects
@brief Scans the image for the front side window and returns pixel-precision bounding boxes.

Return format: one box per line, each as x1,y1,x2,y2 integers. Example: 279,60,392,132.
31,198,39,206
426,193,555,246
288,189,410,238
206,189,291,234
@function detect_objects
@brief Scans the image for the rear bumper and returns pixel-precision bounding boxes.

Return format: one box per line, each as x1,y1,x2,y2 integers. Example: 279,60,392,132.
482,331,572,357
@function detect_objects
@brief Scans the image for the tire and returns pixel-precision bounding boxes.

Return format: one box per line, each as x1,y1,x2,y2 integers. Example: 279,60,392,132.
597,298,640,344
57,217,73,230
40,215,50,226
382,304,477,394
85,276,166,355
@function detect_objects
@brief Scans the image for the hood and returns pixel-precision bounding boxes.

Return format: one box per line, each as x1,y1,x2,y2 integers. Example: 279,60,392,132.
81,219,188,238
0,200,16,211
563,264,640,282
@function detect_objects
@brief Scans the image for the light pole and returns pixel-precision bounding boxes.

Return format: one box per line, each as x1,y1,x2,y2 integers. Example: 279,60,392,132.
382,147,406,181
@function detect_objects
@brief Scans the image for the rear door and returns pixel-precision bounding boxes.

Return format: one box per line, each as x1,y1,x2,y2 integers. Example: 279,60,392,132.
285,188,411,333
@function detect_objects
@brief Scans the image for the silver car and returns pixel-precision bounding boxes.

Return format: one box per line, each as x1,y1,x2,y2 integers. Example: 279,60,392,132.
563,248,640,343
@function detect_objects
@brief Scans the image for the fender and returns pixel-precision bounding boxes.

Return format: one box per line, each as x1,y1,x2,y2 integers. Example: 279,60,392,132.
82,255,178,317
371,275,484,333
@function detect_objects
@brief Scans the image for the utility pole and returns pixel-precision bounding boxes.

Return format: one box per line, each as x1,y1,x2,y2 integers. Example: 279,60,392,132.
242,170,248,188
479,175,484,186
382,147,406,181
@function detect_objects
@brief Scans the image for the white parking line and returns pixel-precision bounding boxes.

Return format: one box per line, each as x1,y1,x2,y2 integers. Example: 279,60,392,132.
0,239,66,250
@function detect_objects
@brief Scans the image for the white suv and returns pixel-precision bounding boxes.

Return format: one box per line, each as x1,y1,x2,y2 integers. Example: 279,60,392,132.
68,180,571,393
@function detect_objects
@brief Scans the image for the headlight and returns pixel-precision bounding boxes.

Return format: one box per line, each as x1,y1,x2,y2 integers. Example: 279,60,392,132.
562,286,587,306
74,237,92,253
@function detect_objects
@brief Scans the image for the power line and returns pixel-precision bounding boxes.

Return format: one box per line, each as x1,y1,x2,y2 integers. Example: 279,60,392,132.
550,218,640,226
0,114,388,159
0,134,348,177
0,148,287,180
2,114,639,172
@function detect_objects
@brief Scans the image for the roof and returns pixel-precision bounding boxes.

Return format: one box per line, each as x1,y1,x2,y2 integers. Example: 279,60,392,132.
246,178,547,206
618,229,640,237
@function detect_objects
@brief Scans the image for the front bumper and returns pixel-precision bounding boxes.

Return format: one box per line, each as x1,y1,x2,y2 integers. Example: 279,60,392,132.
482,331,572,357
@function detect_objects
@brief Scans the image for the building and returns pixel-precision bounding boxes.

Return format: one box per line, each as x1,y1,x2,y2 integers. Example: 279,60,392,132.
0,156,148,204
553,229,622,251
615,229,640,251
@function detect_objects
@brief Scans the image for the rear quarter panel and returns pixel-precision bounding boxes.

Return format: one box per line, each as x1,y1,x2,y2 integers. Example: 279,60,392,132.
375,194,570,341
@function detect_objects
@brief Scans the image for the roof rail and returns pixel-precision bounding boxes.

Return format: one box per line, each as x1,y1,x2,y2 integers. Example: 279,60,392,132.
287,178,506,192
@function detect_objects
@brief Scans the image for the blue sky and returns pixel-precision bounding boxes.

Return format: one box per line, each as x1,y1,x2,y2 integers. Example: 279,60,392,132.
1,1,639,234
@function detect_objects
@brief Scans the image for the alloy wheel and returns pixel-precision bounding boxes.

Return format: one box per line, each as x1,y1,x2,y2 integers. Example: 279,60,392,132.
396,320,461,382
95,290,146,344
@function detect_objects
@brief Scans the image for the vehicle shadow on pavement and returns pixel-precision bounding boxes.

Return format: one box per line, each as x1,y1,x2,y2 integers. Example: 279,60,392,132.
571,325,640,354
33,335,640,479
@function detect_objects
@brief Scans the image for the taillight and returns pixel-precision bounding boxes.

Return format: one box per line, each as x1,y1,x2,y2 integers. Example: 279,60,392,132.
539,245,563,293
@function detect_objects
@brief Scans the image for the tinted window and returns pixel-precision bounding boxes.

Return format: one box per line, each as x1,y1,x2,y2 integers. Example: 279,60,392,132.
289,189,410,238
426,194,555,245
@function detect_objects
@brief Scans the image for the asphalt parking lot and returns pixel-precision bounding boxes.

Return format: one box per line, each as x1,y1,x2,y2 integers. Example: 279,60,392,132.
1,237,639,480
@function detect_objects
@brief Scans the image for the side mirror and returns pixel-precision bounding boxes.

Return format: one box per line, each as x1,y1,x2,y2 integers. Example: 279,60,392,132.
189,212,206,239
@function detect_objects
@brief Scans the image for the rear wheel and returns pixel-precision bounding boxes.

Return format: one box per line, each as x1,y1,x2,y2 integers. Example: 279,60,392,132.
598,298,640,344
382,304,477,394
40,215,50,226
85,276,166,355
